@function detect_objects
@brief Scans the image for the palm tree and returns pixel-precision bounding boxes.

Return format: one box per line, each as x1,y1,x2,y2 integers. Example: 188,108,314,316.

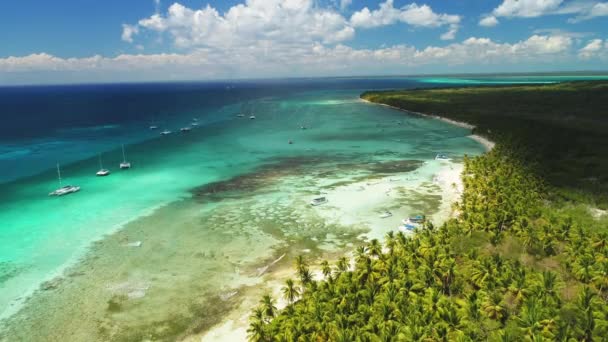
483,292,507,324
260,294,277,321
282,278,300,305
320,260,333,281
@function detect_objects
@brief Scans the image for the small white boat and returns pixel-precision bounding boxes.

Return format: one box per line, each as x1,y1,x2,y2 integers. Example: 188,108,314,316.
237,113,245,118
191,122,199,126
379,211,392,218
49,163,80,196
180,127,191,133
160,130,172,135
435,153,450,161
300,125,307,130
119,144,131,169
310,197,328,206
50,185,80,196
149,125,158,130
96,155,110,176
249,115,256,120
192,118,199,122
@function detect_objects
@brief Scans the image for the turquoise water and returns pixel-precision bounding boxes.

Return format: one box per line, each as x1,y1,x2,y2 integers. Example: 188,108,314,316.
0,84,486,323
2,75,594,335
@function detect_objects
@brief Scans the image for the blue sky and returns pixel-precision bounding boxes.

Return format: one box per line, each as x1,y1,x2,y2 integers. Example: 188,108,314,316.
0,0,607,84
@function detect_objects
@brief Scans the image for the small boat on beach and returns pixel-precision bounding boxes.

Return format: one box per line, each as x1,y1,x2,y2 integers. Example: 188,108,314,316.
119,144,131,169
96,155,110,176
310,197,328,206
379,211,392,218
160,130,172,136
435,153,450,160
398,223,417,232
409,215,426,224
49,163,80,196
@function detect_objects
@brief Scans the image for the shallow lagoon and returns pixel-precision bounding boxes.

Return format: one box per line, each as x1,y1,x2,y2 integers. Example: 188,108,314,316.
0,83,485,340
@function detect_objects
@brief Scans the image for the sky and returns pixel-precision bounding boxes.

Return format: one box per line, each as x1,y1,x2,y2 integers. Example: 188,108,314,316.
0,0,607,84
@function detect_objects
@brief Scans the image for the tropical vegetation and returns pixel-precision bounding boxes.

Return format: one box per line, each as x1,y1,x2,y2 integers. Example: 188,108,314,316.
248,82,608,341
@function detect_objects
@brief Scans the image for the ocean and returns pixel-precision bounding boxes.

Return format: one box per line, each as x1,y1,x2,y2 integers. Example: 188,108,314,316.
0,75,604,340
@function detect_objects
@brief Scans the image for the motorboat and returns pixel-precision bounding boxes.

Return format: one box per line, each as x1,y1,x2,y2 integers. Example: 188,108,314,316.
249,115,256,120
379,211,392,218
310,197,328,206
119,144,131,169
49,163,80,196
160,130,172,135
409,215,426,224
149,125,158,130
435,153,450,160
237,113,245,118
180,127,191,133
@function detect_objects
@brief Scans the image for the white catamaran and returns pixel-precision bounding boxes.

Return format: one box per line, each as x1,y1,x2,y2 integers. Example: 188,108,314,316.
49,163,80,196
120,144,131,169
96,154,110,176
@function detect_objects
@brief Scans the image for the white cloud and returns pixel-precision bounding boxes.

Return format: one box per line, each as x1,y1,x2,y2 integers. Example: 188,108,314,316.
440,25,459,40
493,0,563,18
489,0,608,22
340,0,352,10
568,2,608,22
0,34,582,83
349,0,460,29
479,15,499,27
136,0,355,49
121,24,139,43
578,38,604,58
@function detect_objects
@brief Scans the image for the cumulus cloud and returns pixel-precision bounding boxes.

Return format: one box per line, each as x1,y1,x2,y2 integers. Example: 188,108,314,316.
568,2,608,22
128,0,460,49
121,24,139,43
479,15,499,27
0,34,583,82
578,38,605,58
135,0,355,49
493,0,564,18
349,1,460,30
488,0,608,22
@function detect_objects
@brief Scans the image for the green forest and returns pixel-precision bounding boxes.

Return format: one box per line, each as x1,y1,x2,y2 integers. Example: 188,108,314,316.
248,82,608,341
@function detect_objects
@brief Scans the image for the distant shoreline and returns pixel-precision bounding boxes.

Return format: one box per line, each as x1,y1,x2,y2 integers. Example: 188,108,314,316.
359,98,495,151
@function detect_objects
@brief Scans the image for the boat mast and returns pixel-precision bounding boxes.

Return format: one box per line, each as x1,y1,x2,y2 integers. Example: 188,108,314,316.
122,144,127,163
56,163,62,187
98,154,103,169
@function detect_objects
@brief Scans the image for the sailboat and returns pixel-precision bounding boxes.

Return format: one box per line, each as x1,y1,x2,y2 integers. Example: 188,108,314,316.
49,163,80,196
96,154,110,176
119,144,131,169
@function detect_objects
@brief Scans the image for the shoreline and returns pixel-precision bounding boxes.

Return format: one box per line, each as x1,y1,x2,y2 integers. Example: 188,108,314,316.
359,98,495,151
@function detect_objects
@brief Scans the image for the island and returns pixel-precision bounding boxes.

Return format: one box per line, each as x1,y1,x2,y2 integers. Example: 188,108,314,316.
250,81,608,341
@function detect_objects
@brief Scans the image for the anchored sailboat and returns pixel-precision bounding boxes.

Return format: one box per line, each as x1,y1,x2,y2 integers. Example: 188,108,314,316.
120,144,131,169
49,163,80,196
96,154,110,176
